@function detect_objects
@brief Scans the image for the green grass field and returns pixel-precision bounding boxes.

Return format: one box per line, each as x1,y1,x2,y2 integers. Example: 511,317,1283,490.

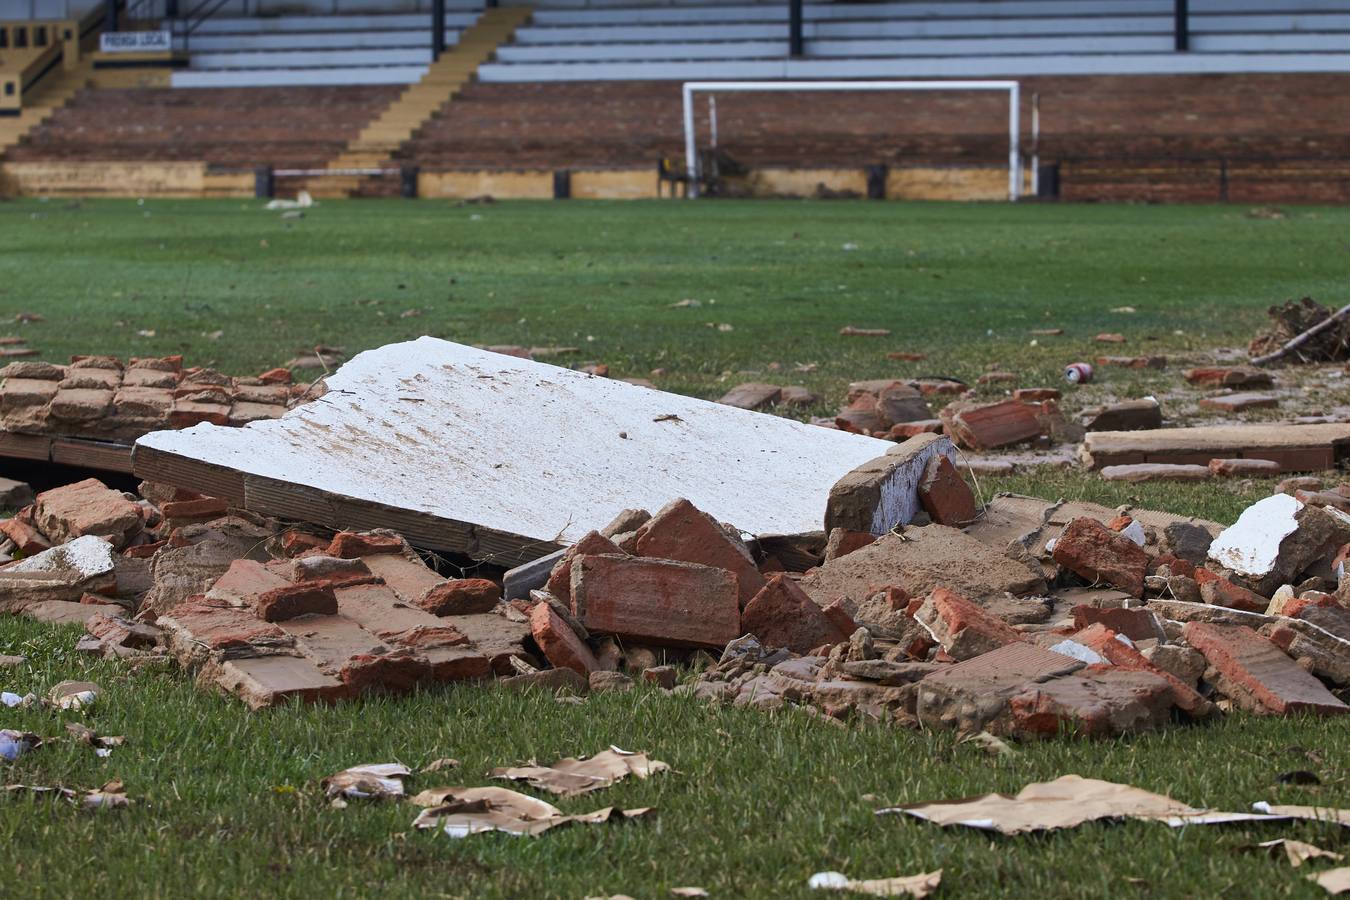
2,199,1349,898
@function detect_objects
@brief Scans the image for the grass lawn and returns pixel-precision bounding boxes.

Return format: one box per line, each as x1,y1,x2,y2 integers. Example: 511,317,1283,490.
2,199,1349,897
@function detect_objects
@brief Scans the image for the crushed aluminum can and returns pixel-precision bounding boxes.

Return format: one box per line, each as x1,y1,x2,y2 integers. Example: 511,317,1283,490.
1064,362,1094,384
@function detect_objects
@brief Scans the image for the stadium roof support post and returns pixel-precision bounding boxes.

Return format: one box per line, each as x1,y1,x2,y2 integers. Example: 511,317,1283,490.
1174,0,1189,51
788,0,803,57
103,0,117,32
431,0,445,60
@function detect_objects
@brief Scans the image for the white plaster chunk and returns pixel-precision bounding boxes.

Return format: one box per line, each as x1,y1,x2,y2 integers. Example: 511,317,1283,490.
3,535,116,580
136,338,895,551
1207,493,1304,578
1048,639,1109,666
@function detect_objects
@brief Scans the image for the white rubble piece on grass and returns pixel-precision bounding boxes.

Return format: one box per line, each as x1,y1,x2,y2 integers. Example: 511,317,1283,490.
134,338,894,563
1207,493,1303,578
2,535,117,582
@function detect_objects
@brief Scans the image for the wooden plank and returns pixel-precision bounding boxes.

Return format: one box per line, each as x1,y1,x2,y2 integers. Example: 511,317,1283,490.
1081,424,1350,472
134,338,895,562
51,438,134,473
0,431,52,462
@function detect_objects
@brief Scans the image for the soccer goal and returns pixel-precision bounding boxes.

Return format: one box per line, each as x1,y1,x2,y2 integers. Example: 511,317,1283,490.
681,80,1023,201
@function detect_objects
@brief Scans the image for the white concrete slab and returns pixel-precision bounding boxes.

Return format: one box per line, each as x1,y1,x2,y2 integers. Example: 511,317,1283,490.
134,339,894,562
1208,493,1303,578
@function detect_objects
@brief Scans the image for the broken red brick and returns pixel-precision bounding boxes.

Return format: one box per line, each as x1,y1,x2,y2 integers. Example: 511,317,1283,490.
824,527,876,563
1192,568,1267,613
913,587,1024,661
1013,388,1061,402
546,530,623,606
717,383,781,410
254,583,338,622
1208,458,1282,477
1007,666,1176,737
123,540,166,560
1184,366,1273,389
570,554,740,649
1096,355,1165,369
822,597,859,638
634,498,765,608
418,578,501,616
530,601,598,675
326,531,405,558
939,399,1042,451
1069,623,1212,717
281,530,329,557
257,367,293,384
886,420,944,439
162,598,291,652
33,478,142,548
0,516,51,556
976,371,1018,385
1183,622,1348,716
918,454,977,526
886,352,927,362
1094,333,1126,343
1070,605,1164,643
740,574,849,654
1152,553,1196,578
1051,517,1150,598
339,651,431,692
160,497,229,521
835,394,886,435
1199,393,1278,413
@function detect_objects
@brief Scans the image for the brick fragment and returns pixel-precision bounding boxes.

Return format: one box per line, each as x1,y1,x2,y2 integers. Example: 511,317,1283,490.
254,583,338,622
1084,399,1163,433
939,398,1042,450
1193,568,1267,613
419,578,501,616
1013,388,1060,402
160,497,229,521
913,587,1024,661
1209,458,1282,477
530,601,598,675
822,597,859,638
571,554,740,649
918,453,977,526
1184,366,1273,389
327,531,406,558
0,516,51,555
717,383,781,410
546,530,623,606
740,574,849,654
1007,666,1176,736
1199,393,1278,413
1052,517,1150,598
823,527,876,562
33,478,142,548
1070,605,1165,643
634,498,764,608
1100,464,1210,483
1184,622,1348,716
1069,623,1213,717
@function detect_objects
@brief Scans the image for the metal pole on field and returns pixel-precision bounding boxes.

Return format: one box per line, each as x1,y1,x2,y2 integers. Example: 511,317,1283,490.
709,95,717,149
431,0,445,60
1174,0,1189,51
1008,81,1021,202
1030,92,1040,197
683,83,698,198
788,0,803,57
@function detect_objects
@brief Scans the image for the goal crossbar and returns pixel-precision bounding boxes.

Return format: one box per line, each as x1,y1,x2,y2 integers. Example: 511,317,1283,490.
681,80,1022,201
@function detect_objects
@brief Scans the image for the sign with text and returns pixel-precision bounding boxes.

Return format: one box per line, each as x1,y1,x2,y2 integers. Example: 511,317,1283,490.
99,31,172,53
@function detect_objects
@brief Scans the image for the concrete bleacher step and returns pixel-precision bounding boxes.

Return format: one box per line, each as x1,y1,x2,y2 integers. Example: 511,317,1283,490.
0,59,94,158
324,6,532,177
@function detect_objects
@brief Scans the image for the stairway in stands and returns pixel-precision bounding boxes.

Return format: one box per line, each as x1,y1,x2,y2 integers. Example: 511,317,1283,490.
0,58,95,159
312,6,532,197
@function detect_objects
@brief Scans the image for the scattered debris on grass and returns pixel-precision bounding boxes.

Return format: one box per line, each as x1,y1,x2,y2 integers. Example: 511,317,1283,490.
490,747,669,797
322,763,412,802
410,785,654,838
808,869,942,898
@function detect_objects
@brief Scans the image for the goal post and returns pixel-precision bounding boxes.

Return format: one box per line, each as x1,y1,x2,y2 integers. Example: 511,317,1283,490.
681,80,1022,201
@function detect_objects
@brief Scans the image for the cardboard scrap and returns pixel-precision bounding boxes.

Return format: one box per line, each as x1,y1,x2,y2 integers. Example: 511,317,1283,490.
49,680,100,711
1311,867,1350,895
410,785,653,838
490,747,669,797
877,775,1287,834
808,870,942,898
322,763,412,801
1250,839,1344,867
1252,802,1350,826
65,723,125,758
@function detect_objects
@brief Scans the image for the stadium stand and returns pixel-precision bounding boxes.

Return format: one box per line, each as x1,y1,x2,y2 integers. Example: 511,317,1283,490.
1,0,1349,202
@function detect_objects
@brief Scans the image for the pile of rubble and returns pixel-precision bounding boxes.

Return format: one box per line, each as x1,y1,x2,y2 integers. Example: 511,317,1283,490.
0,356,300,443
1,430,1344,737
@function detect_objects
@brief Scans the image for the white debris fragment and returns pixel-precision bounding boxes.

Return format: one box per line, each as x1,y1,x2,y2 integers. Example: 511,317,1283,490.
1207,493,1303,577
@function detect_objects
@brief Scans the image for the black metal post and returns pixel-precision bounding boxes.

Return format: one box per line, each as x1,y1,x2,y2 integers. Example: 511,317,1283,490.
166,0,179,19
553,170,571,199
865,164,887,200
104,0,119,33
1174,0,1189,51
788,0,803,57
431,0,446,60
400,166,419,199
254,166,274,199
